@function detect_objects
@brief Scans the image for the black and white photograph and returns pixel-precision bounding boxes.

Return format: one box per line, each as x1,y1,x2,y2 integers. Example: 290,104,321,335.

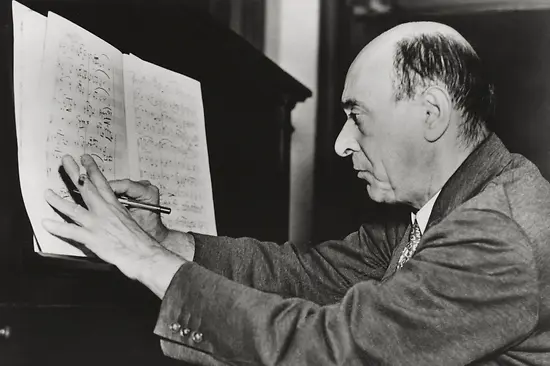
1,0,550,365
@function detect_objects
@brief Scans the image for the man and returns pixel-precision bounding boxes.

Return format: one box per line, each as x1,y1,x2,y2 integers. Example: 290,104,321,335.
42,21,550,365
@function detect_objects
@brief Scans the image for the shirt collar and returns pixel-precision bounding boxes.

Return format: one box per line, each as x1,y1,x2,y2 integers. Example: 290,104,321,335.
411,190,441,234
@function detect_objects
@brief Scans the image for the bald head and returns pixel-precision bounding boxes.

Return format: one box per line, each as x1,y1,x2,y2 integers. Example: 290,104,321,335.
357,21,471,59
336,22,495,206
346,21,493,147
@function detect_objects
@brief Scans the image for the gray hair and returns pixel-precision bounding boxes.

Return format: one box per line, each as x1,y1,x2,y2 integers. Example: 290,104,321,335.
393,32,494,147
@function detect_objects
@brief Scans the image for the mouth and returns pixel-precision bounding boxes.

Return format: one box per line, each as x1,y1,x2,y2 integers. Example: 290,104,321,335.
356,170,372,180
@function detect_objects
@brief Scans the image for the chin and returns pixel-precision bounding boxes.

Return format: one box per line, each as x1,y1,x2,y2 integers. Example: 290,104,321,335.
366,184,396,204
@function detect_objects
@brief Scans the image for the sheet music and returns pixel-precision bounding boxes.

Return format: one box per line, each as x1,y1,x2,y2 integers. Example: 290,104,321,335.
123,54,217,235
20,10,127,256
14,2,217,257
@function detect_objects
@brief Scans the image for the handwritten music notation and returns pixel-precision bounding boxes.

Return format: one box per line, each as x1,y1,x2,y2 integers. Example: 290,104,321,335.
124,54,216,235
15,7,215,258
43,16,128,197
14,10,131,257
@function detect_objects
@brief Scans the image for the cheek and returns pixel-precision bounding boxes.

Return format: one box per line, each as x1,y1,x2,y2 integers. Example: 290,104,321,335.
361,145,391,182
356,112,417,180
382,137,419,184
356,137,377,170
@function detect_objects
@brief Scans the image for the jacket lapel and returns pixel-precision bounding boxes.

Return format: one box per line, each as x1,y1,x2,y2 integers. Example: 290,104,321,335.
382,133,512,280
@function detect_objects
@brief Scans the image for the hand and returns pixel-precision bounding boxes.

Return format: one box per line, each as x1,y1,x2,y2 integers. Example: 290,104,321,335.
42,154,185,297
109,179,196,261
109,179,169,243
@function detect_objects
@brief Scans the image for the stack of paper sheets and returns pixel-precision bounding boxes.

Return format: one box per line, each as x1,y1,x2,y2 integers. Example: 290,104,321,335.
12,1,217,257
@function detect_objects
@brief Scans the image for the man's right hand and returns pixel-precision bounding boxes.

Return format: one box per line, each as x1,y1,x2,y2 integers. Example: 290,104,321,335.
109,179,196,261
109,179,169,242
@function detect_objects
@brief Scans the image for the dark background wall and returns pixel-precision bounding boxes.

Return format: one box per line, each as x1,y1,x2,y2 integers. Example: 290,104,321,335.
174,0,266,52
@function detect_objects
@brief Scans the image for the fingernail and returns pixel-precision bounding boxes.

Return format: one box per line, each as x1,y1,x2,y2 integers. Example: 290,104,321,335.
78,174,86,186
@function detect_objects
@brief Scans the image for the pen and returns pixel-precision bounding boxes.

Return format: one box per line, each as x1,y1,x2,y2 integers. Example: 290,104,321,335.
117,196,172,215
71,190,171,215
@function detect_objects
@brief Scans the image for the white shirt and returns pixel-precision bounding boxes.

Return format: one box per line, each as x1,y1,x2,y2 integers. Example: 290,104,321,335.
411,191,441,234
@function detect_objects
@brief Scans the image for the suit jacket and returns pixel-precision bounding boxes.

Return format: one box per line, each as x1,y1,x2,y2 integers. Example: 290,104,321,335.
153,133,550,365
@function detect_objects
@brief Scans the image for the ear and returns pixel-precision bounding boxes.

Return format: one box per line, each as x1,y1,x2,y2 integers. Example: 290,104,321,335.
422,86,451,142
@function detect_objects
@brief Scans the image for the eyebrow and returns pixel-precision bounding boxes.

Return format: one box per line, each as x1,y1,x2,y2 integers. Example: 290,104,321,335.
341,98,371,114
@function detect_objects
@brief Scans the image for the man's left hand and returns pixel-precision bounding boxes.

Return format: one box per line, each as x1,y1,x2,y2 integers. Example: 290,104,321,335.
42,154,185,298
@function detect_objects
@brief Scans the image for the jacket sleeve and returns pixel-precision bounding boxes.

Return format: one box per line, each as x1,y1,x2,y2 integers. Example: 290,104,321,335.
154,208,539,366
189,219,405,305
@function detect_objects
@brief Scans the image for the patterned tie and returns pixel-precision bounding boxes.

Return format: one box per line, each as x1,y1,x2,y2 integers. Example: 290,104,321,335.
397,219,422,270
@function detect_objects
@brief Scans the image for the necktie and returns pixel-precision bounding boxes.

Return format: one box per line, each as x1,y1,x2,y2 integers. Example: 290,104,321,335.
397,219,422,270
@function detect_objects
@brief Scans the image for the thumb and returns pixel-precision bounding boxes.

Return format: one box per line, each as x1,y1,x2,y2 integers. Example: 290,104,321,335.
109,179,159,204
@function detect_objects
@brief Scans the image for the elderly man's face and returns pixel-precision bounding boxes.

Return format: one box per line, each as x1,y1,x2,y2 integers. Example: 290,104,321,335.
335,56,425,205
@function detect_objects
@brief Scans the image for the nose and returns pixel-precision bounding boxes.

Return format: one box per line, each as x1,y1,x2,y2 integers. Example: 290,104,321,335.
334,120,361,157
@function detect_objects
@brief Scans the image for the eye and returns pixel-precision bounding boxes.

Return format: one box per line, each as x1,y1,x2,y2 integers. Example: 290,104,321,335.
349,112,359,125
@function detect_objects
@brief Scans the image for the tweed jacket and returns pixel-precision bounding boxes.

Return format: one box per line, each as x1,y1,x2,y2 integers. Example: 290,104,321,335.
154,133,550,365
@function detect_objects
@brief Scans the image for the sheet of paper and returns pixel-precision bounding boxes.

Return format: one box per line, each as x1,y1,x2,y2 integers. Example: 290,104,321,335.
123,54,217,235
12,1,46,150
13,1,48,253
12,1,25,143
19,11,128,256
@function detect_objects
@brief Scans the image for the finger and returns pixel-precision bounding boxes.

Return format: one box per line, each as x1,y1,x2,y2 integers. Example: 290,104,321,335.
80,154,118,204
59,155,112,212
42,218,94,250
110,179,159,204
59,154,86,198
60,155,81,181
60,155,87,195
45,189,91,227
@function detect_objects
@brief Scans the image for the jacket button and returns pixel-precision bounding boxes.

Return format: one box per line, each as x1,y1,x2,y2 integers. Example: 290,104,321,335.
191,331,203,343
180,328,191,337
169,323,181,332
